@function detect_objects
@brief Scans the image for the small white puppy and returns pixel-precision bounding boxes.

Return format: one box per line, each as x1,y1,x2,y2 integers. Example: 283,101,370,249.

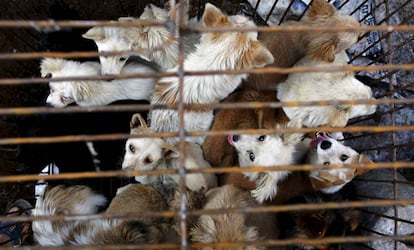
122,113,217,191
307,132,372,193
277,51,377,127
41,58,157,107
227,121,306,203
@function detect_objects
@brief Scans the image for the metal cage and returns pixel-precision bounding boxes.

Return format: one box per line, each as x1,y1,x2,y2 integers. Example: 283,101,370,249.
0,0,413,249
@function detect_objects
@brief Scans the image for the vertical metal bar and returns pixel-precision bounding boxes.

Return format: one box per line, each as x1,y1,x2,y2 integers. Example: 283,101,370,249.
384,0,399,249
175,0,189,249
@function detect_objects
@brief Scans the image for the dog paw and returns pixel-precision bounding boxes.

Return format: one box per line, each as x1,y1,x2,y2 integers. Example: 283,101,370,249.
251,184,277,204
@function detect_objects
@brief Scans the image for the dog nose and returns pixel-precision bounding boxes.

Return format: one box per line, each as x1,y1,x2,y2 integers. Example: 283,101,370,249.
320,140,332,150
232,135,239,142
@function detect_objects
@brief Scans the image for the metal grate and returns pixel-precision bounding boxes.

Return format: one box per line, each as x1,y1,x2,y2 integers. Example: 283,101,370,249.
0,0,413,249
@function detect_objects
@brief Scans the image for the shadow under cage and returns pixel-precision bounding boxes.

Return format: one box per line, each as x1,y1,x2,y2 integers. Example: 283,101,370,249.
0,0,412,249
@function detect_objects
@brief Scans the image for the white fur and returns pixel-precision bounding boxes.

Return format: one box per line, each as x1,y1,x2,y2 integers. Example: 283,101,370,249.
83,1,198,74
122,123,217,191
149,5,274,145
228,121,304,203
277,51,377,127
307,133,362,193
41,58,156,107
32,185,107,246
33,185,146,246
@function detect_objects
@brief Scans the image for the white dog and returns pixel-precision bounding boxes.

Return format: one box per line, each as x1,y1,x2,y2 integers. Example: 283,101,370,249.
149,3,274,145
307,132,372,194
41,58,157,107
277,51,377,128
82,0,198,74
227,120,306,203
32,185,146,246
121,113,217,191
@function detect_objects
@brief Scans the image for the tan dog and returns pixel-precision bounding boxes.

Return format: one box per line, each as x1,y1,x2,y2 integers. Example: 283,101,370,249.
190,185,279,250
148,3,274,145
107,183,178,243
203,0,361,188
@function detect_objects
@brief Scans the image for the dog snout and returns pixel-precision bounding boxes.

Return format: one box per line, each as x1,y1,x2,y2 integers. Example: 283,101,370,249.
320,140,332,150
232,135,239,142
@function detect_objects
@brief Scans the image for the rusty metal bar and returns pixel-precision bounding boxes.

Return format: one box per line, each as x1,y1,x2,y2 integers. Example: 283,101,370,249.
0,98,410,116
0,161,413,183
0,124,412,146
359,209,414,225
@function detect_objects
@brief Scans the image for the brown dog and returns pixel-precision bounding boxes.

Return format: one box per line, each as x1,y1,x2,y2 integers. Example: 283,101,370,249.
203,0,361,189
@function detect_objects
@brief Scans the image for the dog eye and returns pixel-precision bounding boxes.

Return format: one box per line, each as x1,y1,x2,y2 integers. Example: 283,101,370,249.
45,73,52,78
144,157,153,164
257,135,266,142
248,151,255,162
340,154,349,162
323,161,330,166
120,57,127,62
129,144,135,153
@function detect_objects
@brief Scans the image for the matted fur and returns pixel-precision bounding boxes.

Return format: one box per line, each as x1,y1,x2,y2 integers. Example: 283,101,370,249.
203,0,361,187
228,120,306,203
148,3,274,145
122,113,217,191
32,185,146,246
277,51,377,127
83,0,198,73
190,185,278,250
41,58,157,107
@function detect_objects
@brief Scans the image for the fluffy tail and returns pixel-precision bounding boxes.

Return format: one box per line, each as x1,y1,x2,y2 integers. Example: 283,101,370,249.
33,185,106,246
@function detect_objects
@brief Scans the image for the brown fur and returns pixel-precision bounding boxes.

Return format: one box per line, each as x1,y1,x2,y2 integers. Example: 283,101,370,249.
169,188,207,236
278,192,361,250
190,185,279,250
107,184,176,244
203,0,360,189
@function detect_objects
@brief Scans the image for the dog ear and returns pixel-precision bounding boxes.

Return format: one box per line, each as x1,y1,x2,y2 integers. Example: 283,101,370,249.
130,113,148,130
306,0,336,21
240,41,274,69
71,81,91,103
253,42,275,68
162,144,180,159
307,35,339,62
356,154,373,175
40,58,66,77
82,27,106,41
342,209,361,232
202,3,229,27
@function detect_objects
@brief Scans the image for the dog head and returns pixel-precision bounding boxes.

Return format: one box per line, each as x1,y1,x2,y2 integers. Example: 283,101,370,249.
287,192,360,250
228,120,303,168
200,3,274,70
82,24,134,75
302,0,361,62
308,132,372,193
121,113,179,182
41,58,98,107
